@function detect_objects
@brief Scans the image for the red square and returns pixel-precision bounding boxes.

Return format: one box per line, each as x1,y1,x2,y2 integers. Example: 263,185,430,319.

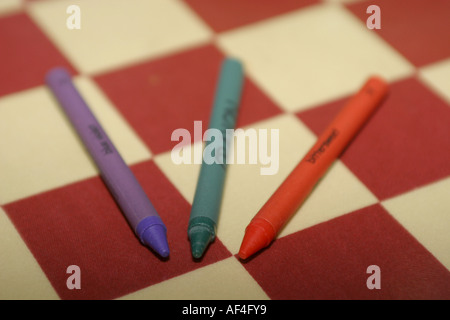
240,204,450,299
94,44,282,155
346,0,450,67
297,77,450,200
0,13,77,97
183,0,319,33
3,160,231,300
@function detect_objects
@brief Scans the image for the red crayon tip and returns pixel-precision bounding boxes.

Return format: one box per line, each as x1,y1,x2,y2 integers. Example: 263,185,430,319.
238,219,275,259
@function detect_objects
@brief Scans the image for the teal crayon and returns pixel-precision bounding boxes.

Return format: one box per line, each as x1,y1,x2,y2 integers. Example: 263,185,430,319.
188,58,244,258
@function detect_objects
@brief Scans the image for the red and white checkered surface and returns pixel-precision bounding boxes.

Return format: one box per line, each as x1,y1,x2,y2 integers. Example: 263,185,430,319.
1,0,449,300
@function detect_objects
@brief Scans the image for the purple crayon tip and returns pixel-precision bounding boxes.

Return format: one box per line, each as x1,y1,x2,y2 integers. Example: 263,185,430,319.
136,216,170,258
141,224,170,258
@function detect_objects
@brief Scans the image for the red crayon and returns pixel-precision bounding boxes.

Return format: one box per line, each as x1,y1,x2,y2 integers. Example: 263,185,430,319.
238,76,389,259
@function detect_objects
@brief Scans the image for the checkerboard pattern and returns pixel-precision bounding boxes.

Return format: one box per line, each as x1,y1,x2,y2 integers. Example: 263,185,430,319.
1,0,449,300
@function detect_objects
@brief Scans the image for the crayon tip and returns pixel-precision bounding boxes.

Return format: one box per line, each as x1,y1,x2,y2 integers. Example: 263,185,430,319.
189,227,213,259
238,222,274,260
141,224,170,258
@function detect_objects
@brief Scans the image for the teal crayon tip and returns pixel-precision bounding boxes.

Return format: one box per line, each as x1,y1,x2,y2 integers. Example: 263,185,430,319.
141,224,170,258
189,227,214,259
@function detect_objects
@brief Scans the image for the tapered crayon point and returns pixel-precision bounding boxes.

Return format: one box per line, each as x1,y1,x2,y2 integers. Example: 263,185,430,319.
189,227,213,259
238,222,274,260
141,224,170,258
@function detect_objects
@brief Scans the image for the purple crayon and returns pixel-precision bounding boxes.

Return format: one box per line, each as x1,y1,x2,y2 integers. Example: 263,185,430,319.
46,67,170,258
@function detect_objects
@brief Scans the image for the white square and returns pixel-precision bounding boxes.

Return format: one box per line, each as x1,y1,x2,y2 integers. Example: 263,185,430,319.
119,257,269,300
419,58,450,105
27,0,212,74
0,208,59,299
277,160,378,238
218,3,414,112
0,76,151,204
